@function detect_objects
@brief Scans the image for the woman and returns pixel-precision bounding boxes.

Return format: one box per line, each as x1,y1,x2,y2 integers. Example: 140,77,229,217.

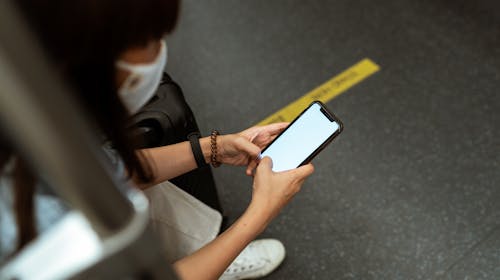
1,0,314,279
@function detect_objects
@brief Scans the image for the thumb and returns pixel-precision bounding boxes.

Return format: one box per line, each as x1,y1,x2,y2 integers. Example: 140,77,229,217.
291,163,315,180
256,156,273,174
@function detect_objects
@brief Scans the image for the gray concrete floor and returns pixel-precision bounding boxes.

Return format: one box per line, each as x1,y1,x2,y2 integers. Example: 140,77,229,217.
167,0,500,279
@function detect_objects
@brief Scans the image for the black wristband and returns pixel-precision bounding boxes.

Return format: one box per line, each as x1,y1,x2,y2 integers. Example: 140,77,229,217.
188,132,208,168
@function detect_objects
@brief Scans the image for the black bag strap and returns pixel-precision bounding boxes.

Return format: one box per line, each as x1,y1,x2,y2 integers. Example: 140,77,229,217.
128,73,200,149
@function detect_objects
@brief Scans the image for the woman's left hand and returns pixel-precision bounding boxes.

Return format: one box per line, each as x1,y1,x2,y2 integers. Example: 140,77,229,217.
217,123,288,175
238,122,288,150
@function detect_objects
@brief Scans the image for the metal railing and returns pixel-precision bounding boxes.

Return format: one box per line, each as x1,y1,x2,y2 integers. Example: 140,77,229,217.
0,0,177,278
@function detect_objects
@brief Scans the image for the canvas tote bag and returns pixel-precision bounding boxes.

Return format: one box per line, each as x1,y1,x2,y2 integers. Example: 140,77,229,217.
143,180,222,262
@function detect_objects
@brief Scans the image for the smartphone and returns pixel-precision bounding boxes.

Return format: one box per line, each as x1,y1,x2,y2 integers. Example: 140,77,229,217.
259,101,343,172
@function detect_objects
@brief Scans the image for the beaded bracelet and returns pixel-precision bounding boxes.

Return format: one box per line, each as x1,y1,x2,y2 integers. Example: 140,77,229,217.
210,130,221,167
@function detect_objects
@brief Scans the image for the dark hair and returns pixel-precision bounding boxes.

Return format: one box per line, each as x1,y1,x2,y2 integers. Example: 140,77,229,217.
4,0,180,250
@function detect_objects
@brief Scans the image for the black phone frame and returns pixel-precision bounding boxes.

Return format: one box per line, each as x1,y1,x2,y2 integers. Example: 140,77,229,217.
260,100,344,170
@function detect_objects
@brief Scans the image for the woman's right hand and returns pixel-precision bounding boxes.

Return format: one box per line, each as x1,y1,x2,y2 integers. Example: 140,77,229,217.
173,156,314,280
247,156,315,226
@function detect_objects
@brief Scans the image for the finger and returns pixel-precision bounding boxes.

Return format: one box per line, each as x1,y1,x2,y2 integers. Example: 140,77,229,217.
264,122,289,136
238,126,259,139
246,166,253,176
251,123,290,147
236,137,261,159
249,131,260,143
245,124,283,143
246,158,260,176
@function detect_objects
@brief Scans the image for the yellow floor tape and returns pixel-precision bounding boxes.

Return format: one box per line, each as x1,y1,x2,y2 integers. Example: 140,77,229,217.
257,58,380,125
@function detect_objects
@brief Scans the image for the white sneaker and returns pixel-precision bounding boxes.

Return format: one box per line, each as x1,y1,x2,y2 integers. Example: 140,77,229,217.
219,239,286,280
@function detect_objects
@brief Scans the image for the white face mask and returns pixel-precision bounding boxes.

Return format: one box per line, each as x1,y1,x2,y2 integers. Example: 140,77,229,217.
117,40,167,114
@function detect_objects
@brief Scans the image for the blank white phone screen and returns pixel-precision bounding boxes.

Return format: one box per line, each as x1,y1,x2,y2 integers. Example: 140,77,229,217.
260,103,340,172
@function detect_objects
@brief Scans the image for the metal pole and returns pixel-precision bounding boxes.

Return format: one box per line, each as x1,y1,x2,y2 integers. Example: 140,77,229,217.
0,0,132,239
